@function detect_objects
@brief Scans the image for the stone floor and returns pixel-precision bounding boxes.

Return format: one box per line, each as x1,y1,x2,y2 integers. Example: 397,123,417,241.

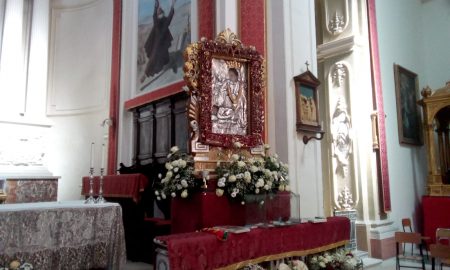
123,261,153,270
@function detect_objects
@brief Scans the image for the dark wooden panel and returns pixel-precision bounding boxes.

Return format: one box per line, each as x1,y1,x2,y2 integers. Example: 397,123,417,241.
173,97,189,154
137,105,154,165
154,99,172,162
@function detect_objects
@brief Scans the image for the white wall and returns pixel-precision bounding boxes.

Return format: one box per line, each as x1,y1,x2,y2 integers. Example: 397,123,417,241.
267,0,324,218
46,0,113,200
376,0,450,231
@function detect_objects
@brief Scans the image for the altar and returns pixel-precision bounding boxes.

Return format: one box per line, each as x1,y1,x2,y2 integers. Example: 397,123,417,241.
0,201,126,269
155,217,350,270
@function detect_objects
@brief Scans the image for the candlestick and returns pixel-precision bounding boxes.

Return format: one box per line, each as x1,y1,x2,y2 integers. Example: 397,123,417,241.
85,167,96,204
101,143,106,170
90,142,95,168
96,167,106,204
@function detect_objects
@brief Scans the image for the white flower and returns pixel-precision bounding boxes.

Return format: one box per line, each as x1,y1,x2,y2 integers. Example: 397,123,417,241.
231,192,236,198
255,188,260,194
260,200,264,205
228,175,237,182
181,179,188,188
179,160,187,168
181,189,188,198
167,153,172,158
275,162,280,168
171,192,176,198
218,181,225,187
236,173,243,179
161,193,166,199
166,171,173,179
241,201,245,205
319,261,326,268
161,178,167,184
216,188,224,197
231,154,240,161
175,174,180,179
233,141,243,148
278,263,290,270
158,173,162,179
165,163,173,170
171,160,179,167
237,161,246,168
274,154,279,159
264,184,270,190
244,171,251,183
264,169,272,177
264,144,270,150
157,196,161,201
170,146,179,153
250,165,258,173
285,185,291,191
216,161,221,166
176,184,182,190
311,257,317,263
175,167,180,173
278,185,285,191
155,190,159,196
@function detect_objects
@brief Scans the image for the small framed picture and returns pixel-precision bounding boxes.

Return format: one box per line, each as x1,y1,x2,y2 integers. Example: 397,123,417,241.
394,64,422,145
294,70,322,133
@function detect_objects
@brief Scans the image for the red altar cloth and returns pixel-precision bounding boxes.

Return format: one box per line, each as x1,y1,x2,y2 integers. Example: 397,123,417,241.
171,191,291,234
81,173,148,203
156,216,350,270
422,196,450,245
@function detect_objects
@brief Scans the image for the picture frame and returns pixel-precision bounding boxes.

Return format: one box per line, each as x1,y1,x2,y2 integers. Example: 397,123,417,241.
393,64,422,145
184,29,265,148
293,70,322,133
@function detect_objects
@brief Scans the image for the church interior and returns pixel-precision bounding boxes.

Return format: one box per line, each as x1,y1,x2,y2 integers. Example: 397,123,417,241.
0,0,449,269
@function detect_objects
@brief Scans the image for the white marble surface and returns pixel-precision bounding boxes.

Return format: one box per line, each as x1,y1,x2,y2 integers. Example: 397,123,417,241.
0,200,118,212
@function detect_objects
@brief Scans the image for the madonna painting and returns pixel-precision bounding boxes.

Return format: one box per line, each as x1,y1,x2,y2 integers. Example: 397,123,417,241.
210,59,248,136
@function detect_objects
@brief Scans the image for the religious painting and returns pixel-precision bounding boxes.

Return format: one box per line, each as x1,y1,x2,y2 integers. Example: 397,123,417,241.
137,0,191,94
184,29,265,148
294,70,322,133
211,58,248,136
394,64,422,145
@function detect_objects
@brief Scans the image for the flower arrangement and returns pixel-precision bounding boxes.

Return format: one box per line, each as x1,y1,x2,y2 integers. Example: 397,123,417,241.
278,260,308,270
308,249,362,270
155,146,196,199
215,143,290,204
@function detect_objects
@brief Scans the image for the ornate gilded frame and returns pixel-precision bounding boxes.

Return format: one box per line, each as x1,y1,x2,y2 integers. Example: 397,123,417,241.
184,29,265,149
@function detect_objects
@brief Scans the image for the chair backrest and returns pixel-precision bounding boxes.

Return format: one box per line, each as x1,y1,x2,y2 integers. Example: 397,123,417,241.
395,231,422,244
430,244,450,260
436,228,450,242
402,218,413,232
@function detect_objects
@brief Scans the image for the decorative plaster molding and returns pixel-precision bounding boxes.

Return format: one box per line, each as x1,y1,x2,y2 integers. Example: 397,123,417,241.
317,35,355,61
328,11,345,35
332,63,347,87
331,97,353,178
337,186,354,210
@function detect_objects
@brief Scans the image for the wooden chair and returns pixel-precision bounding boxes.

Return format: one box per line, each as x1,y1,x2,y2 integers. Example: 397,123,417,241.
430,244,450,270
395,232,426,270
402,218,430,259
436,228,450,245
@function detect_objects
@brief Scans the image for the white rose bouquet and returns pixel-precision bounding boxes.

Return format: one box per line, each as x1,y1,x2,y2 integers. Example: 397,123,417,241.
307,249,362,270
155,146,196,200
215,144,290,204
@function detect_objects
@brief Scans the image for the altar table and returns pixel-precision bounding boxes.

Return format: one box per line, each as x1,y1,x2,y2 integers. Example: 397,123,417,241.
82,173,148,203
0,201,126,270
155,216,350,270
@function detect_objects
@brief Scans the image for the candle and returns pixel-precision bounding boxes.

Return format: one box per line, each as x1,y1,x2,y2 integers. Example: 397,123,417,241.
90,142,95,168
101,143,106,170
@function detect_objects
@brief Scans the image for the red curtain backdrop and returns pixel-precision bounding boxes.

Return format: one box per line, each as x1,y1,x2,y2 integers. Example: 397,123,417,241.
422,196,450,245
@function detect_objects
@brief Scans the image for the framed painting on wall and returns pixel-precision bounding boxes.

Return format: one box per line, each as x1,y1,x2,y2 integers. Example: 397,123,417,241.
294,70,322,133
137,0,191,95
393,64,422,145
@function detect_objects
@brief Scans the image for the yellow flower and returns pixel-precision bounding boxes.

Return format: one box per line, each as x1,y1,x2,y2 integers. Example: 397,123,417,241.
228,175,237,182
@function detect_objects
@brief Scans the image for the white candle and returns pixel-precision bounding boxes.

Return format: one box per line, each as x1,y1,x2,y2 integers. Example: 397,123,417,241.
101,143,106,170
90,142,95,168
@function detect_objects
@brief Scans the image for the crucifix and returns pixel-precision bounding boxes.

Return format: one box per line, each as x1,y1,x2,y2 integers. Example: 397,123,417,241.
305,61,310,71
